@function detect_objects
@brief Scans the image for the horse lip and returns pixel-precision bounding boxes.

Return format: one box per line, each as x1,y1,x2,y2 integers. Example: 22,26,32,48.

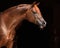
40,25,44,28
40,25,46,29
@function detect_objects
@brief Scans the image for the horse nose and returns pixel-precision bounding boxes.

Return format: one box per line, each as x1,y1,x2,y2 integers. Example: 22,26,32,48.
40,21,46,29
42,22,45,24
42,21,46,26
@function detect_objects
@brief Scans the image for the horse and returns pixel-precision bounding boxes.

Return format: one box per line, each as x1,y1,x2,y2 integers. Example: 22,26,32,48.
0,2,46,48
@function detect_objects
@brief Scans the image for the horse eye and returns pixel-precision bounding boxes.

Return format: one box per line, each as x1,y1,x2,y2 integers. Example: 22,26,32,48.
32,11,37,14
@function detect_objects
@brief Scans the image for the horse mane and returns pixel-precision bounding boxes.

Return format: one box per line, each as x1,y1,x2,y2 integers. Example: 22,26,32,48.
2,4,31,15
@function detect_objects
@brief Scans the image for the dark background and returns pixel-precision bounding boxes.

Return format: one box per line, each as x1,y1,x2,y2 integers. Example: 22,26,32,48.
0,0,57,48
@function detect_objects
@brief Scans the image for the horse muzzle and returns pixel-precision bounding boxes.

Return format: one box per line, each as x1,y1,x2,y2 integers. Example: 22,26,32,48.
40,20,47,29
36,18,47,29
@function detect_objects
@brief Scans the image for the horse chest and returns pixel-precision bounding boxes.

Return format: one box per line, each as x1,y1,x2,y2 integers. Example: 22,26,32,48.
0,30,8,47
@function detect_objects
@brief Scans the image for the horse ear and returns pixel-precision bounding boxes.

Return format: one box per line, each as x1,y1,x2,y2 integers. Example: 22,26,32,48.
30,1,37,8
36,2,40,6
32,1,36,5
30,1,40,9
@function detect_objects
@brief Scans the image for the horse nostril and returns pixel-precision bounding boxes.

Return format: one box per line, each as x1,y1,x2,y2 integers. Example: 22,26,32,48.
43,22,45,24
42,21,46,26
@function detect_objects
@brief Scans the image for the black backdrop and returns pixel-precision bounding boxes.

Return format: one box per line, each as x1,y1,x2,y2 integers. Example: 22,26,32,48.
0,0,53,48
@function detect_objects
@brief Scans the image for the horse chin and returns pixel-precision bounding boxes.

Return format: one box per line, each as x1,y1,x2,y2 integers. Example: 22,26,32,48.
40,26,44,29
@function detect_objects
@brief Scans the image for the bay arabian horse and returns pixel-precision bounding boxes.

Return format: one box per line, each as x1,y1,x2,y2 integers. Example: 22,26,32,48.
0,2,46,48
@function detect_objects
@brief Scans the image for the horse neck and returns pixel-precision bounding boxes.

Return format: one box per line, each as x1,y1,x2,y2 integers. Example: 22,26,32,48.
1,12,26,31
